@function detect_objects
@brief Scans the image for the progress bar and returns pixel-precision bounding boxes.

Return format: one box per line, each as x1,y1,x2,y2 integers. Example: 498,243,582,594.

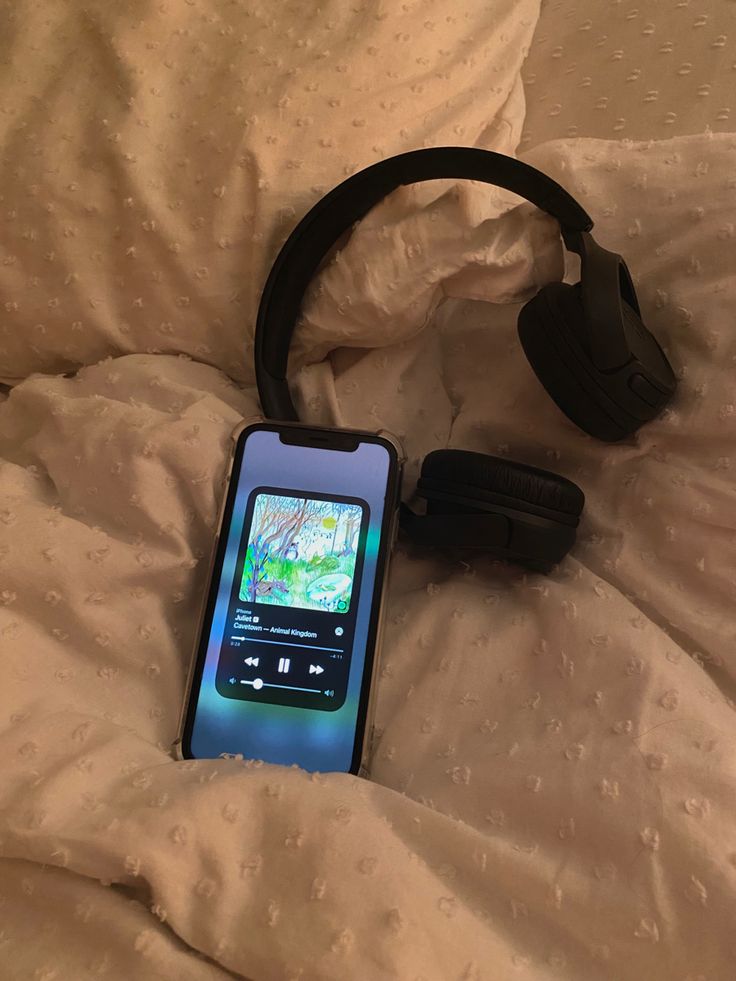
240,678,321,694
230,636,343,654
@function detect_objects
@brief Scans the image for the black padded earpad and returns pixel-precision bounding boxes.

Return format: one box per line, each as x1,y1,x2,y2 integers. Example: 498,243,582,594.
518,282,635,441
420,449,584,517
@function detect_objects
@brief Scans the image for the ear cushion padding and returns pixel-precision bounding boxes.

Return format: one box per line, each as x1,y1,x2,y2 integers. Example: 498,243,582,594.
420,449,584,517
518,283,632,442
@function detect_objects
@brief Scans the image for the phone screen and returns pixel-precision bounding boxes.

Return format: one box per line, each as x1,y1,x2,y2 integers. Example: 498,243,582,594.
182,425,398,773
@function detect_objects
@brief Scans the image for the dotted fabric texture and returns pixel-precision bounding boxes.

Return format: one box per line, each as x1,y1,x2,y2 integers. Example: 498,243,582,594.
2,3,736,981
520,0,736,149
2,132,736,978
0,0,538,383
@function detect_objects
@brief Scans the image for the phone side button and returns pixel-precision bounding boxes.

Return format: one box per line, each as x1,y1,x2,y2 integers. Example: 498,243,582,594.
391,509,400,547
221,455,235,489
214,489,228,537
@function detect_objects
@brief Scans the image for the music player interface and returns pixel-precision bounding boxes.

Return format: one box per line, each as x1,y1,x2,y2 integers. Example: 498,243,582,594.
215,488,369,711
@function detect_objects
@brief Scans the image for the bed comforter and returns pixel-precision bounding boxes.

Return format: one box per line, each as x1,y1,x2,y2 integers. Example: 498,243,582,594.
1,1,734,978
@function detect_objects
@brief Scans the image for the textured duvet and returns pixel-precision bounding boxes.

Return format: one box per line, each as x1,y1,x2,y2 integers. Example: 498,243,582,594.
1,1,735,979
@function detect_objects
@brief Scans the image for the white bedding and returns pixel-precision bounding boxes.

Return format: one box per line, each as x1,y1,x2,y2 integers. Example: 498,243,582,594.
1,2,736,980
521,0,736,149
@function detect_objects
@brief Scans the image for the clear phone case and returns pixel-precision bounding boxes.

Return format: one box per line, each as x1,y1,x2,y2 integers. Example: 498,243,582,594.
172,418,404,777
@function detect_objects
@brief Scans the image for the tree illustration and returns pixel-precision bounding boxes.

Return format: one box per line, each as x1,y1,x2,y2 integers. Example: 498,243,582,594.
245,495,314,601
276,498,323,558
337,507,360,556
242,495,366,606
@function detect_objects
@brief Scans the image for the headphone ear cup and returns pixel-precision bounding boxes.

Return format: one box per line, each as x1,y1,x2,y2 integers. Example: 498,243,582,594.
519,283,632,441
421,449,584,517
411,449,584,571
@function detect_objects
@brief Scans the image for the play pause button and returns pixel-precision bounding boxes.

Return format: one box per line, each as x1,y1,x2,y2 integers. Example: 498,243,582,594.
309,664,324,675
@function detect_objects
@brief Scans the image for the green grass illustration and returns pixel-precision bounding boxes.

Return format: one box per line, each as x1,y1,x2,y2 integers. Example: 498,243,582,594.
240,548,356,612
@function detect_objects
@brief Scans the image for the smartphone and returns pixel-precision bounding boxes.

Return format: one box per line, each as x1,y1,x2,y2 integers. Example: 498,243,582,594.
176,421,402,775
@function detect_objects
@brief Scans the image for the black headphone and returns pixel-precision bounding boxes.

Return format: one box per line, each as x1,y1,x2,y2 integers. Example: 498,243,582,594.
255,148,677,572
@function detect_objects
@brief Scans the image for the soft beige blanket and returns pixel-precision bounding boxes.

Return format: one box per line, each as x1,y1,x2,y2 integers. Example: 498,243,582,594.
1,2,734,979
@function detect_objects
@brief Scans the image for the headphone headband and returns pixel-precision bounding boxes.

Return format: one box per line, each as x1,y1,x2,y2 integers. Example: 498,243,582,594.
255,146,594,420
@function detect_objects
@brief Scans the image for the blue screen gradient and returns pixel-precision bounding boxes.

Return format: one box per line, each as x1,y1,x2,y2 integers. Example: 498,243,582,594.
188,428,392,772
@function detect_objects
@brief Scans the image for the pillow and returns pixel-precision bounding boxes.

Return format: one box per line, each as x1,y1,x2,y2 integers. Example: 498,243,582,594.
520,0,735,149
0,0,541,384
